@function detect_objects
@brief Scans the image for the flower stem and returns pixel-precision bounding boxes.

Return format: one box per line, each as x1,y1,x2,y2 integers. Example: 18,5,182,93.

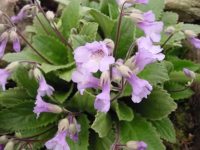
161,33,175,48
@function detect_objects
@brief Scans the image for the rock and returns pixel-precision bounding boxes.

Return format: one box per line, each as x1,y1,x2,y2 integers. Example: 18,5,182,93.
165,0,200,22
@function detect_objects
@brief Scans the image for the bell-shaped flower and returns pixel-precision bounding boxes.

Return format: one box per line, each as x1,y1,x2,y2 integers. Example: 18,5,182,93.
126,74,152,103
184,30,200,49
94,72,111,112
38,76,54,97
0,69,11,91
72,68,99,95
33,95,62,118
137,11,163,42
10,30,21,52
0,32,9,58
45,131,70,150
74,40,115,73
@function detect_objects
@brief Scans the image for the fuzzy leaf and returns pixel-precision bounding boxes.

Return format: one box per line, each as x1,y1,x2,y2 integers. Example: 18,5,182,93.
91,112,112,138
61,0,80,37
112,101,134,121
162,12,179,26
151,117,176,143
80,22,99,40
0,101,58,131
135,87,177,120
120,114,165,150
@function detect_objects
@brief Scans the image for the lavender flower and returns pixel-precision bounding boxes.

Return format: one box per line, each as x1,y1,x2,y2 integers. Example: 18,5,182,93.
127,74,152,103
72,68,99,94
126,141,147,150
74,40,115,73
38,76,54,97
0,32,9,58
184,30,200,49
33,95,62,118
0,144,4,150
183,68,196,79
0,69,10,91
45,131,70,150
67,115,81,141
10,30,21,52
137,11,163,42
94,72,111,112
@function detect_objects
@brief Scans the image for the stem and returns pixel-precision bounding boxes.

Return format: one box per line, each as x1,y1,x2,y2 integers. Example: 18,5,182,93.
125,41,136,60
113,2,126,57
112,124,120,150
35,14,50,35
161,33,175,48
16,30,52,64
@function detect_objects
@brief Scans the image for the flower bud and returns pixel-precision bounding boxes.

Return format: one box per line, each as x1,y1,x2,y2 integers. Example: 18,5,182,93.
4,140,15,150
183,68,196,79
33,68,43,80
184,30,197,38
69,124,77,135
46,11,55,21
58,118,69,132
0,135,8,144
0,24,5,32
9,30,18,42
5,61,19,72
104,39,115,53
116,64,132,78
165,26,175,35
48,104,63,114
127,9,144,23
126,141,147,150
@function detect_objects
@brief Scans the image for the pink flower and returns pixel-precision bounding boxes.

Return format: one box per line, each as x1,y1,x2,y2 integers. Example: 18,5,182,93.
33,95,62,118
38,76,54,97
72,68,99,94
74,41,115,73
45,131,70,150
127,74,152,103
0,69,10,91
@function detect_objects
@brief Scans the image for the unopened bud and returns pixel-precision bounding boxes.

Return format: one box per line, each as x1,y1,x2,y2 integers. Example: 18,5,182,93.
69,124,77,135
116,64,132,78
33,68,43,80
165,26,175,35
9,30,18,42
183,68,196,79
127,9,144,23
46,11,55,21
0,24,5,32
6,61,19,71
0,135,8,144
58,118,69,132
104,39,115,53
4,140,15,150
48,104,63,114
126,141,147,150
184,30,197,38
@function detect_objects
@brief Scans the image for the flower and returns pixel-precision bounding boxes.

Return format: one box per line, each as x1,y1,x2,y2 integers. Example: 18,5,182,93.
184,30,200,49
33,95,62,118
0,144,4,150
38,76,54,97
126,74,152,103
72,68,99,95
0,69,10,91
0,32,9,58
183,68,196,79
10,30,21,52
137,11,163,42
74,40,115,73
126,141,147,150
67,115,81,141
45,131,70,150
94,72,111,112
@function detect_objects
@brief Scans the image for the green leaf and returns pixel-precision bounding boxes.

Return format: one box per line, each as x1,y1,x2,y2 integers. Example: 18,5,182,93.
181,23,200,34
13,66,38,98
3,49,45,64
135,87,177,120
164,82,194,100
120,114,165,150
136,0,165,19
111,18,135,58
57,67,75,82
67,115,90,150
89,130,115,150
151,117,176,143
90,9,115,37
80,22,99,40
54,85,74,103
91,112,112,138
41,62,75,74
0,101,58,131
162,11,179,26
61,0,80,37
67,91,96,114
108,3,119,19
112,101,134,121
71,35,92,49
0,87,31,107
139,62,169,85
167,56,200,71
32,35,72,65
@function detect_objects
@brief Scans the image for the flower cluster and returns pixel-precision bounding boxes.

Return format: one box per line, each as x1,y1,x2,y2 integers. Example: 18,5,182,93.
72,0,164,113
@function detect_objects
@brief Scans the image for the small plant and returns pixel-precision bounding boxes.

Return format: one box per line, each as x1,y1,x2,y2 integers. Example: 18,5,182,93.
0,0,200,149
